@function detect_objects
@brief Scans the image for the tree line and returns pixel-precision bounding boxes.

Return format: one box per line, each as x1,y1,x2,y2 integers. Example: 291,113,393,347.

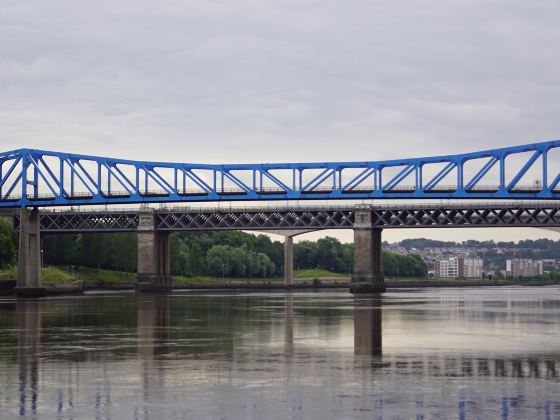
0,221,428,278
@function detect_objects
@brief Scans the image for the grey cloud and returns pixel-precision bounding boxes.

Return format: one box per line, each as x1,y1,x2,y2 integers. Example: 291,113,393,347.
1,0,559,161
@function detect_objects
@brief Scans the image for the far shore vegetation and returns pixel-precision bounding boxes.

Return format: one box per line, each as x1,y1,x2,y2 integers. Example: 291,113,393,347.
0,222,427,286
1,218,559,288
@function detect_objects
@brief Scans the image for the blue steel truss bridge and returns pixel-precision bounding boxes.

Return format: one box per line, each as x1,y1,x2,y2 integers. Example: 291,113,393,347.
2,140,560,208
7,140,560,297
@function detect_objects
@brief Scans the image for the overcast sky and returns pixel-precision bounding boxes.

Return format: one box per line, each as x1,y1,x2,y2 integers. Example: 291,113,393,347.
2,0,560,242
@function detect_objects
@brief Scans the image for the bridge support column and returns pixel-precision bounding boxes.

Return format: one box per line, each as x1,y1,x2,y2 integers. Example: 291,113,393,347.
137,209,172,293
259,230,315,288
16,208,46,298
284,236,294,287
350,206,386,294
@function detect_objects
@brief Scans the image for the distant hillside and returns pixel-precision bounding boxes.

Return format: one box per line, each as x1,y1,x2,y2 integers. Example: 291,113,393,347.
388,238,560,271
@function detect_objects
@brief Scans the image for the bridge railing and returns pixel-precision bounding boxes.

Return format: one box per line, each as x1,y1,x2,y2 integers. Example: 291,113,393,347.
2,140,560,207
19,200,560,217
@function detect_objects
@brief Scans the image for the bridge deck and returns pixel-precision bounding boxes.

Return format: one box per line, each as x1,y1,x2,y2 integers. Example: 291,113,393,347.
10,202,560,232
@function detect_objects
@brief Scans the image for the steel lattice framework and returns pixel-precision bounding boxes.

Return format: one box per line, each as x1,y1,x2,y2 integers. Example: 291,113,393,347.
36,211,139,232
156,208,354,231
3,140,560,207
370,205,560,228
13,203,560,233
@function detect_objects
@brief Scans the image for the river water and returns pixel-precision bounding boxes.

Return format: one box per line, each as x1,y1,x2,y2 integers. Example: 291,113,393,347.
0,287,559,419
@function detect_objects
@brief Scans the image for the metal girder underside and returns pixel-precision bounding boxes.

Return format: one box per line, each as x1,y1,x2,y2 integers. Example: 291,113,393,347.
156,209,354,231
3,140,560,207
371,207,560,228
14,212,139,232
15,204,560,233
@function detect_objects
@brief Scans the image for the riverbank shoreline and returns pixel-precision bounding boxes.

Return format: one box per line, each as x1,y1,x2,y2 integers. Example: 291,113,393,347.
2,280,559,298
2,269,559,297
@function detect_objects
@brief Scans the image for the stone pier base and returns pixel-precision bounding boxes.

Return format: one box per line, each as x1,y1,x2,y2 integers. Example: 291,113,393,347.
16,208,46,299
137,209,172,294
351,206,386,294
349,274,386,294
136,274,173,293
284,236,294,287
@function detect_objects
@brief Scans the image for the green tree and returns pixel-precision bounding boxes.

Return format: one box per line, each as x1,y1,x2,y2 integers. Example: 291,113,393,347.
187,242,206,275
170,234,189,275
0,219,16,268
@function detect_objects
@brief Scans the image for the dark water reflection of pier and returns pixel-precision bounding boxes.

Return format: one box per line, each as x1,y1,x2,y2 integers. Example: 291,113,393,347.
137,296,170,404
353,295,382,357
16,301,40,418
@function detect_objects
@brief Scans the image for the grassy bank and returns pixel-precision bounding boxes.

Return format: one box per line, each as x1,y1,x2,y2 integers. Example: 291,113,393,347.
294,268,347,278
0,266,350,288
0,266,136,287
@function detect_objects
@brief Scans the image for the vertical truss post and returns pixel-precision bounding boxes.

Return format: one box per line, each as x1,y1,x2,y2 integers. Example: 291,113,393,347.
457,160,464,191
543,149,548,190
499,155,506,192
59,157,64,197
21,151,28,205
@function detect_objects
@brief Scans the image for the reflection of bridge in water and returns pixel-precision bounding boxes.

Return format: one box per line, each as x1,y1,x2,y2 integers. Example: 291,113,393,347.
8,294,560,417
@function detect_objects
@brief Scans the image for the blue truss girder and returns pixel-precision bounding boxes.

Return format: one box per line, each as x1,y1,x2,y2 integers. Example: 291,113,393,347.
2,140,560,207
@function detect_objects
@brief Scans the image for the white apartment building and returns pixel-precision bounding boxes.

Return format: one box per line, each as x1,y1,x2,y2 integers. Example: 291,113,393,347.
435,257,459,278
462,258,484,278
435,257,484,278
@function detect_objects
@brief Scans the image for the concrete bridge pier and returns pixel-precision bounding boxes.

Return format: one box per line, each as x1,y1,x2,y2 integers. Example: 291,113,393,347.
350,206,386,294
284,236,294,287
264,230,315,288
137,209,172,293
15,208,46,298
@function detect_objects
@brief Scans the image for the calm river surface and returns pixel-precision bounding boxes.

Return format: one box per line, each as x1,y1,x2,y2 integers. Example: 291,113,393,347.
0,287,559,419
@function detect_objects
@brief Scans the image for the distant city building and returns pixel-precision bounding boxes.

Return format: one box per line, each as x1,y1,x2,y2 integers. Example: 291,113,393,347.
435,257,484,278
435,257,459,278
462,258,484,278
506,259,544,278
